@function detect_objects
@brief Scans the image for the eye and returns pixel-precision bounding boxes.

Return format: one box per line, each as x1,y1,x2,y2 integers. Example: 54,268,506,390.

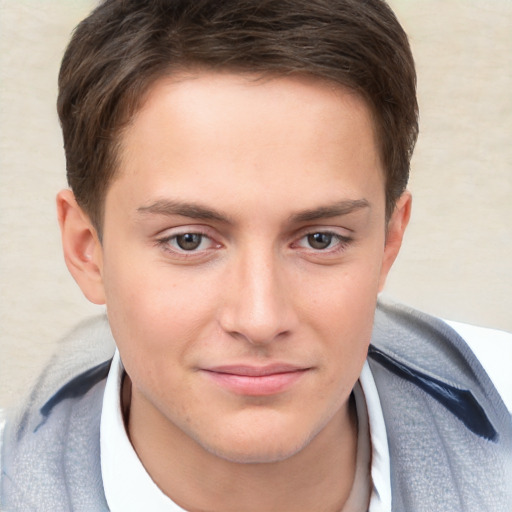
156,231,219,255
175,233,203,251
306,232,335,250
293,230,352,255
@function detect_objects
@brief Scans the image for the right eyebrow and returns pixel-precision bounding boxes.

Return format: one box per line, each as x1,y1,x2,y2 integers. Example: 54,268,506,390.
137,199,232,224
289,199,370,223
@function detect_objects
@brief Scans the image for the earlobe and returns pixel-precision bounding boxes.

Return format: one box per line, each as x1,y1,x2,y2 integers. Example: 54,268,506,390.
56,189,106,305
378,191,412,292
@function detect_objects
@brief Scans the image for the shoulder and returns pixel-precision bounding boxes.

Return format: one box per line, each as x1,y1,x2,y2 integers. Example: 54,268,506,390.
371,298,512,414
3,315,115,439
370,297,511,437
444,320,512,414
1,316,115,510
369,298,512,510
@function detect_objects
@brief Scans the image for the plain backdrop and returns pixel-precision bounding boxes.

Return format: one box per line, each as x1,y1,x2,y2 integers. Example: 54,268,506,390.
1,0,511,407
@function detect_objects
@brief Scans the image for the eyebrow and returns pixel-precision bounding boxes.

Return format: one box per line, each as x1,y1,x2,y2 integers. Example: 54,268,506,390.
289,199,370,223
137,197,370,224
137,199,232,223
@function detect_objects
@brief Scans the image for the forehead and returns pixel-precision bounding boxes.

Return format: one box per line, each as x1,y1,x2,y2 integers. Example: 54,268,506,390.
110,71,384,220
128,71,378,149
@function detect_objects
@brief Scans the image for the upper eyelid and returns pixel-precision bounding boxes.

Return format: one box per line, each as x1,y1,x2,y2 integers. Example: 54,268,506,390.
292,226,352,240
155,223,217,238
290,218,357,233
158,229,210,239
157,231,216,246
296,232,351,244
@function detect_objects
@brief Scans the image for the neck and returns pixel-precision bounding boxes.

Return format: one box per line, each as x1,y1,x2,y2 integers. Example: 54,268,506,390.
125,378,359,512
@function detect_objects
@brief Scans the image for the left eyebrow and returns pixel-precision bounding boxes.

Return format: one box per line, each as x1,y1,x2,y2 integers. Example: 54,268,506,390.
289,199,370,223
137,199,232,223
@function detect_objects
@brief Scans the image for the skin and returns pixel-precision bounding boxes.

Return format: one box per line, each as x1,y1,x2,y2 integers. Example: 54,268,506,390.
58,72,411,511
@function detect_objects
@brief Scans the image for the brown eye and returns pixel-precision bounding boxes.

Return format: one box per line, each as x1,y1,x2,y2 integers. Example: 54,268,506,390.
176,233,203,250
307,233,333,250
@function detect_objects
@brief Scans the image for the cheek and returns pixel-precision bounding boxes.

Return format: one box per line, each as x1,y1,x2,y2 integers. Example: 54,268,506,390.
300,258,381,373
302,256,382,325
101,253,218,375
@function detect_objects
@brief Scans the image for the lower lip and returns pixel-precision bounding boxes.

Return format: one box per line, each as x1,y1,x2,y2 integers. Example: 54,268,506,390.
203,370,309,396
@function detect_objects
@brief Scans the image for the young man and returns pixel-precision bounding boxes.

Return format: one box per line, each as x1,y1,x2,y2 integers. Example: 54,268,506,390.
1,0,511,510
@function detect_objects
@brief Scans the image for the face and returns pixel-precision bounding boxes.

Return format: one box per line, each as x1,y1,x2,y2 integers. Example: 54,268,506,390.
68,72,409,464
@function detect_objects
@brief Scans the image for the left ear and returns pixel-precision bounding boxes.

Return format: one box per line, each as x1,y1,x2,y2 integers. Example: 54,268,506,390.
378,191,412,292
57,189,106,305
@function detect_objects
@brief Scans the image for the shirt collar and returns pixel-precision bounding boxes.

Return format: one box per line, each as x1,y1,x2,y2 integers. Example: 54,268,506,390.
101,350,184,511
360,360,392,512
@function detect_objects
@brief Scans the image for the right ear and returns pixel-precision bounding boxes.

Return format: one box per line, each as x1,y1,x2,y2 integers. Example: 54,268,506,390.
56,189,106,305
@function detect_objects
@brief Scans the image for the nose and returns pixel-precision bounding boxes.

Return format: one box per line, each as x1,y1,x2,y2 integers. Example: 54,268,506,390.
218,248,296,346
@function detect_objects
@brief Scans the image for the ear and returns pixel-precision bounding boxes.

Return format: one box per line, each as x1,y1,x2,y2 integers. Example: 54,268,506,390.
378,191,412,292
57,189,106,305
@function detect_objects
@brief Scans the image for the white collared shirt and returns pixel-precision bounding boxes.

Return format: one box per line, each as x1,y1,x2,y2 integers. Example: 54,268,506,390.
100,321,512,512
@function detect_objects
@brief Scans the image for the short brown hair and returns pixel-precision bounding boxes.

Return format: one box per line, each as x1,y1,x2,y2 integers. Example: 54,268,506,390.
58,0,418,233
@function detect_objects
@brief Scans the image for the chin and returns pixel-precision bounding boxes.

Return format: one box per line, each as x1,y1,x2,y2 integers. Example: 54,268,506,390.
207,441,307,465
197,423,319,465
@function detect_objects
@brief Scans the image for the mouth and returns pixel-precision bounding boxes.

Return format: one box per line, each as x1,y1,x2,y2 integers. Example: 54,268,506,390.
201,364,311,396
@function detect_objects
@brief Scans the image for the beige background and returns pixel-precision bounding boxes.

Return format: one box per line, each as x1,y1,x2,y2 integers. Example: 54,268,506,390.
1,0,511,408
